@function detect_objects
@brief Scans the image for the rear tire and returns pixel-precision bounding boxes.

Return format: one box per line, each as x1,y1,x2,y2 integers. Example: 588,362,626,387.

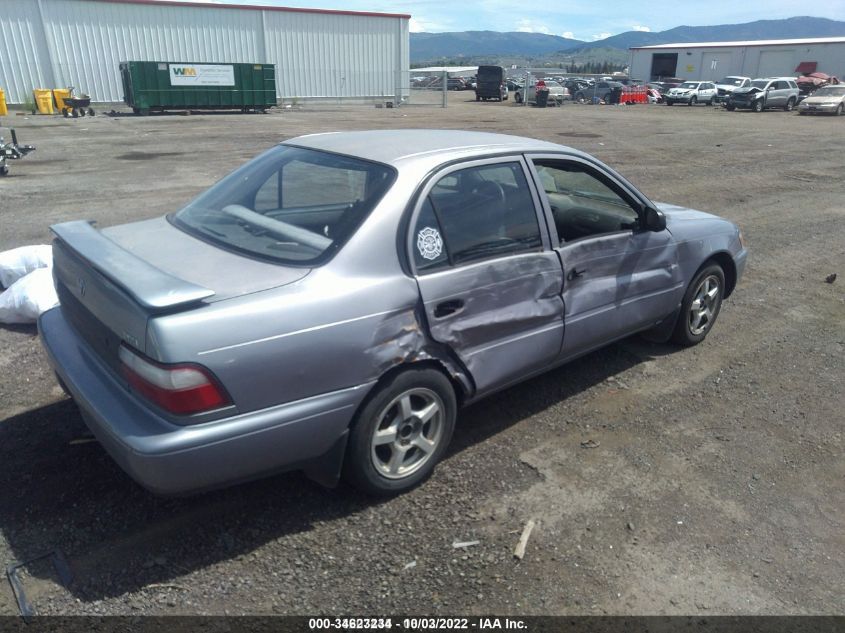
784,98,795,112
671,264,725,346
0,165,9,176
666,100,673,106
726,104,735,111
837,104,844,116
343,367,457,496
515,92,523,104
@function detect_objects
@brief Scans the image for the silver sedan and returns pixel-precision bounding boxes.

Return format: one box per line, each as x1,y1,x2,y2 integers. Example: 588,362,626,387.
39,130,747,495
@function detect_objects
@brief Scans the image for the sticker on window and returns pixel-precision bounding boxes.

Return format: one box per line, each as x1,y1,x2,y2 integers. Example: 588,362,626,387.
417,227,443,261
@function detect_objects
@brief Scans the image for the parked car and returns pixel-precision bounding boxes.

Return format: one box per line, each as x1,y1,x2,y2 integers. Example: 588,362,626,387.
646,88,663,104
40,130,747,496
664,81,718,106
564,78,592,94
726,78,800,112
514,80,569,105
476,65,507,101
714,76,752,102
797,84,845,115
572,81,623,104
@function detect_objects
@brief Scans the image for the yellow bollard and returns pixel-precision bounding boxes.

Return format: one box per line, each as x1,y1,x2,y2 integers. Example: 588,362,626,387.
0,88,7,116
33,89,54,114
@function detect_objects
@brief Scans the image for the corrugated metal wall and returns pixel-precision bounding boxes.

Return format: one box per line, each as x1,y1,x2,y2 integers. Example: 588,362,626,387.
629,42,845,83
0,0,409,104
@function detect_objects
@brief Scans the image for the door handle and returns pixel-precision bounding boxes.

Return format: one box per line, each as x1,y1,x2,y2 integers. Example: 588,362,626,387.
567,268,586,281
434,299,464,318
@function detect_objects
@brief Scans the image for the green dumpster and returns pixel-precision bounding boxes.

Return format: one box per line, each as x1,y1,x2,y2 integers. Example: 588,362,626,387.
120,61,276,115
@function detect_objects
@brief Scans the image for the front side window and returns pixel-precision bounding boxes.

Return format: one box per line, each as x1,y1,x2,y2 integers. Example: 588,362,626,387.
174,146,394,265
533,160,640,243
413,161,542,270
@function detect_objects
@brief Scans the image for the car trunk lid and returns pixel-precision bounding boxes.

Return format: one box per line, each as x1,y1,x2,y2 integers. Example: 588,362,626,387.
51,219,309,365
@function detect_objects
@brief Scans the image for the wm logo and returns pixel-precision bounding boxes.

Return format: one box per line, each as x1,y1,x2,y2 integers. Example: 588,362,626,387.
172,67,197,76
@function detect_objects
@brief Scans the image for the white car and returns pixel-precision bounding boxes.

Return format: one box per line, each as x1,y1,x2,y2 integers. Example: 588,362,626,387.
515,81,569,106
798,84,845,116
715,76,751,102
665,81,718,106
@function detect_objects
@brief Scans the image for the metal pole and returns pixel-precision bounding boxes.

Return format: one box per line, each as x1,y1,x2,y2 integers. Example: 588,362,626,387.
442,69,447,108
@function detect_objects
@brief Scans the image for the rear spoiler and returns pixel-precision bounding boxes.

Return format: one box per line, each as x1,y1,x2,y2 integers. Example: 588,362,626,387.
51,220,215,311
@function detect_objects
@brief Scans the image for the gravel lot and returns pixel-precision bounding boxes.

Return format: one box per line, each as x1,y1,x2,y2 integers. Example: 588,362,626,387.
0,94,842,616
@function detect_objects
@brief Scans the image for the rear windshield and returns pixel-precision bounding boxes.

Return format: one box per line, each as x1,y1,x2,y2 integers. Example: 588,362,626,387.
173,146,395,265
719,77,745,86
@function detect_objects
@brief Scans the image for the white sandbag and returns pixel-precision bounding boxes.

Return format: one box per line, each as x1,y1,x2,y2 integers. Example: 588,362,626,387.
0,268,60,324
0,245,53,288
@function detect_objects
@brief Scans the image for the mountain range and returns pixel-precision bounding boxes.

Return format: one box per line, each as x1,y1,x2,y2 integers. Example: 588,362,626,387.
410,16,845,64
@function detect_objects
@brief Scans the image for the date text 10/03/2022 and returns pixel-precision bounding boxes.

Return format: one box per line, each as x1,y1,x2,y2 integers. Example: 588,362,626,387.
308,617,527,630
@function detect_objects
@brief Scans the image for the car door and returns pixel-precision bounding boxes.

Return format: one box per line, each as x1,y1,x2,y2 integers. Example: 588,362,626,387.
410,157,564,396
526,155,684,360
767,81,784,107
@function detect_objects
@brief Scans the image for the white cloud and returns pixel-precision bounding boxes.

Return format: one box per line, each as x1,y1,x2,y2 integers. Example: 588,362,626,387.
516,19,551,35
562,31,575,39
409,16,448,33
591,32,611,41
632,25,651,32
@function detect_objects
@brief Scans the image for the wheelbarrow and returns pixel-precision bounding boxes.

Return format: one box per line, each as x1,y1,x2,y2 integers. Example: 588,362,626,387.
56,87,95,118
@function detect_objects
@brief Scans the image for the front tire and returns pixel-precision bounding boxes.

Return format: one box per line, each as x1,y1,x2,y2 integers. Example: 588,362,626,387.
835,103,843,116
689,96,697,106
671,264,725,346
753,99,764,113
343,367,457,495
515,92,523,104
726,104,735,111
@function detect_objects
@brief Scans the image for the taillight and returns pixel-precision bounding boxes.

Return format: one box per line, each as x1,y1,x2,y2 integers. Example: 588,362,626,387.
119,345,231,416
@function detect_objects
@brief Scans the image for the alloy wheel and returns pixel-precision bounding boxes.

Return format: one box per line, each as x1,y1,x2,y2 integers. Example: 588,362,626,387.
370,388,445,479
688,275,721,336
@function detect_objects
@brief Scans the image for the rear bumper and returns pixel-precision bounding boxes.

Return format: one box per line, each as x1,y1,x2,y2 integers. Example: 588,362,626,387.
38,307,373,495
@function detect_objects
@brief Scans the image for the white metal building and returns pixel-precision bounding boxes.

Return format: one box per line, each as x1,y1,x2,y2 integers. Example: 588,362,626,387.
0,0,410,104
629,37,845,82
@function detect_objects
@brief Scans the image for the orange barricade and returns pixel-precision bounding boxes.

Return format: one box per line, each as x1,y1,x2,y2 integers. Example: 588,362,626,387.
621,86,648,104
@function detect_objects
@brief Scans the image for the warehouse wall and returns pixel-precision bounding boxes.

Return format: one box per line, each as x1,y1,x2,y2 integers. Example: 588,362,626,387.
629,41,845,82
0,0,409,104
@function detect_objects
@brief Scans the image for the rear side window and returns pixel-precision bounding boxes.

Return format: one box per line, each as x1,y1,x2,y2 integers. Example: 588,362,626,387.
413,161,542,271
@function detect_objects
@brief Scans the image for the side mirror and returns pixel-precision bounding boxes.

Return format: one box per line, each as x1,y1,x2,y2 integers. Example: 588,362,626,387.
644,206,666,232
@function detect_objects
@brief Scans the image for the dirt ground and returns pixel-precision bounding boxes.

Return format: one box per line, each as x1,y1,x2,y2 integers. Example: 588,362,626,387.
0,94,842,616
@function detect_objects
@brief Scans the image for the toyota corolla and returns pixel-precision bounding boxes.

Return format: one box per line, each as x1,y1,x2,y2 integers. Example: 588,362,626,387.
39,130,747,496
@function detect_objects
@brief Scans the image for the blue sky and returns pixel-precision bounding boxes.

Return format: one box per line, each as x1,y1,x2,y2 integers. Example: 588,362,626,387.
186,0,845,40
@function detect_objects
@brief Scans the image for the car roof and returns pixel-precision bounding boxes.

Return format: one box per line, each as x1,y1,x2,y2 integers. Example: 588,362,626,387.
285,130,573,166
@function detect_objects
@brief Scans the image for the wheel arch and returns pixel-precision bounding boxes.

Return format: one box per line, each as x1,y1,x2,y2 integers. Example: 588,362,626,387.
362,358,472,416
702,251,737,298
